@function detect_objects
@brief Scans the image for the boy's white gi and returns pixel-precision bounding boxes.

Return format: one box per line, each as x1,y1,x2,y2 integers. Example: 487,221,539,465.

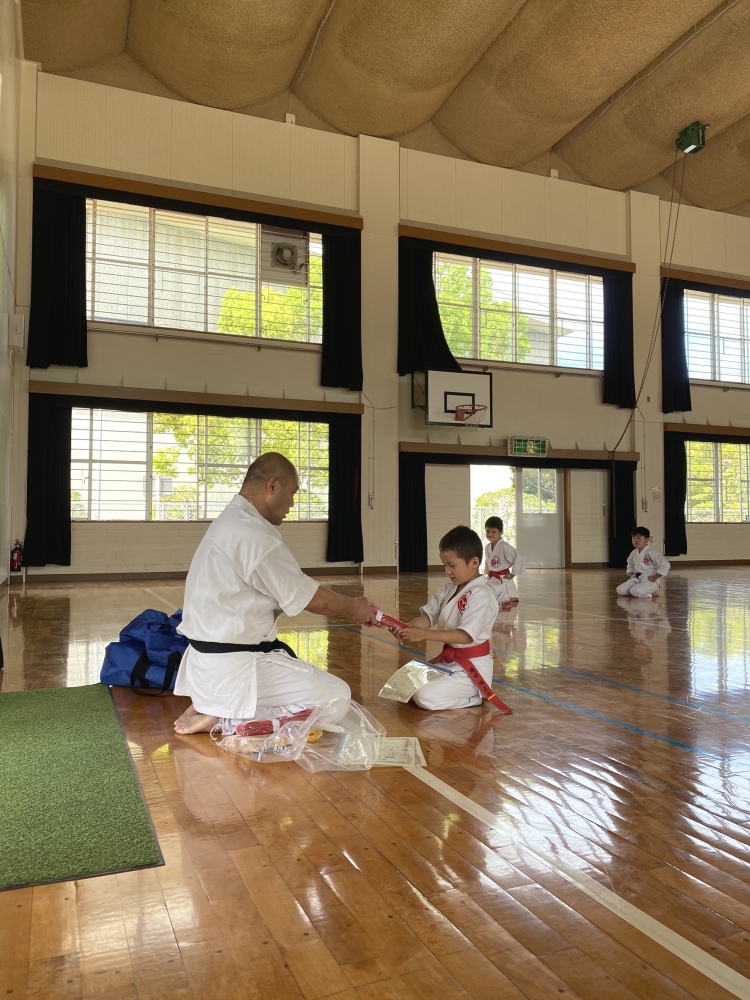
616,545,671,598
484,538,526,601
175,495,349,725
413,577,498,711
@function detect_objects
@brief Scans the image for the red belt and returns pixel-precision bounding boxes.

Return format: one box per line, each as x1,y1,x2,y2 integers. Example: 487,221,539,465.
430,642,512,715
488,569,510,579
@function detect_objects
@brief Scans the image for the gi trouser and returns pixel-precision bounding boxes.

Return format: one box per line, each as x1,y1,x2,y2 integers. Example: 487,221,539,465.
616,573,660,598
228,658,350,728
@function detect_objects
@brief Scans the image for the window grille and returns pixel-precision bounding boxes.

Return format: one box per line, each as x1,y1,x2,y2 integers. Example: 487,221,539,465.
685,440,750,522
684,289,750,384
71,408,329,521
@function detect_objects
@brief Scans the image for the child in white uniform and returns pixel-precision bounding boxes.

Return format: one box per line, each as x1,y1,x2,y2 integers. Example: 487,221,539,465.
391,525,499,711
484,516,525,604
616,526,670,598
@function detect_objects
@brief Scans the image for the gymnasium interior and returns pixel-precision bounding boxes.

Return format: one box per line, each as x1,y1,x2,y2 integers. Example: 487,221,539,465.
3,1,750,998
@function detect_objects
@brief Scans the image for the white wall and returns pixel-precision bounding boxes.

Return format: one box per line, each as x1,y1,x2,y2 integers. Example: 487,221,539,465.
11,75,750,577
425,465,470,566
0,7,23,585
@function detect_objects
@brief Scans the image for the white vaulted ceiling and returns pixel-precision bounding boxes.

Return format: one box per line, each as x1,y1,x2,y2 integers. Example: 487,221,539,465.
21,0,750,215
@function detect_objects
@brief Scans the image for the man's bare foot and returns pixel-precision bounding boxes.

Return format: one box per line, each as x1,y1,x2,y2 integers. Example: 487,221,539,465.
174,710,220,734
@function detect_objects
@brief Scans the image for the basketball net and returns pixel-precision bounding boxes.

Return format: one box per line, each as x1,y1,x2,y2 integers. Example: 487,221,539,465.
454,403,487,430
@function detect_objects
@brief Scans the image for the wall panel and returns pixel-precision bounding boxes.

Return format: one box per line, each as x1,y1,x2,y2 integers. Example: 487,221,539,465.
425,464,470,564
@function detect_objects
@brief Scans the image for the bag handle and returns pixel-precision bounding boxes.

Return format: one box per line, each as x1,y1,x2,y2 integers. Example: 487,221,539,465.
130,650,181,697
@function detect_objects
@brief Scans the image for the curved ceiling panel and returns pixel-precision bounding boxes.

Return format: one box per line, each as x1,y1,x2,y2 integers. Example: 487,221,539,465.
295,0,525,137
433,0,720,168
557,2,750,190
22,0,130,72
126,0,330,109
662,114,750,210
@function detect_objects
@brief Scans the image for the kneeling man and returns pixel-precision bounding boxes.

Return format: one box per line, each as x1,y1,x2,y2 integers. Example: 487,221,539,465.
174,452,375,734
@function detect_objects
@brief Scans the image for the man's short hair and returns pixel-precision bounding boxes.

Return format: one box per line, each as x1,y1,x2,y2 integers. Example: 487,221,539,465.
484,516,504,531
632,526,650,539
439,525,483,563
242,452,297,492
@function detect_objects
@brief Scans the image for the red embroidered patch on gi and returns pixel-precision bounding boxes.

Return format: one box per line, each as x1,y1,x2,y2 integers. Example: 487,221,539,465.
457,591,471,614
643,555,651,564
491,558,498,566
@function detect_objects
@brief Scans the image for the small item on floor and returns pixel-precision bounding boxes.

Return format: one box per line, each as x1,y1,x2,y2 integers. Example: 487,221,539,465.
374,610,408,630
378,660,449,702
373,737,426,767
212,698,385,772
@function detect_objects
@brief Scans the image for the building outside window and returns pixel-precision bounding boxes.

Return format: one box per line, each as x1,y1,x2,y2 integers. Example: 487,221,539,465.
86,200,323,342
684,289,750,384
685,440,750,522
433,252,604,370
71,408,329,522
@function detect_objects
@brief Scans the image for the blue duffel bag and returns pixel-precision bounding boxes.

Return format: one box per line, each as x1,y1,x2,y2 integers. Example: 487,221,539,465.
101,608,189,696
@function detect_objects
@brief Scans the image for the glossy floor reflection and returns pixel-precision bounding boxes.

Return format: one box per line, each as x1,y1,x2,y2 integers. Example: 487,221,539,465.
3,567,750,999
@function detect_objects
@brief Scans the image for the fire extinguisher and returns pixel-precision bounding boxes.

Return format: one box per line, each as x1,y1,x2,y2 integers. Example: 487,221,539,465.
10,540,22,572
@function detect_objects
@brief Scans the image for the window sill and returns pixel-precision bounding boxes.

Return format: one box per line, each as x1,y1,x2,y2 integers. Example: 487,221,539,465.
88,321,323,354
685,521,750,525
689,378,750,392
456,357,602,379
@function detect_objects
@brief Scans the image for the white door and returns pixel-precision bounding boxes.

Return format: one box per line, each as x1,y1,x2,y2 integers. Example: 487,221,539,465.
515,468,565,568
569,469,608,563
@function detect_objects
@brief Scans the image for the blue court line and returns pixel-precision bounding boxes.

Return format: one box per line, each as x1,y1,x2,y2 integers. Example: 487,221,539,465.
337,624,735,760
491,679,730,761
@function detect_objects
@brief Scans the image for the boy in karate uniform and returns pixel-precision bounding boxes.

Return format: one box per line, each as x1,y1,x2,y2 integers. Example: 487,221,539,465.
616,526,670,598
393,526,499,711
484,516,525,604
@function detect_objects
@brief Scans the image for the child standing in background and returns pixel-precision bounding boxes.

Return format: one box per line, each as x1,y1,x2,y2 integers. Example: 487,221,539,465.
484,516,525,605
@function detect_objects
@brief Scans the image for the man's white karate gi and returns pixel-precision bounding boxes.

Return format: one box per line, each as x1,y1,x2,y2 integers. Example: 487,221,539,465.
172,453,375,735
413,578,498,711
616,543,671,598
484,538,525,602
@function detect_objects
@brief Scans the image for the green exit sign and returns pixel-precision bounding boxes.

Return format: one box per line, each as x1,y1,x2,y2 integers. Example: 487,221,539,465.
508,436,548,456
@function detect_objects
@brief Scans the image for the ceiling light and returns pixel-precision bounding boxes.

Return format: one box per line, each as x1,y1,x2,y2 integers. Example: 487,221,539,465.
676,121,708,154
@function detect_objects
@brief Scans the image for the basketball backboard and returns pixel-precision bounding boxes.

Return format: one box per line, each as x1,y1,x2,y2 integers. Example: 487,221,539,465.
424,370,493,427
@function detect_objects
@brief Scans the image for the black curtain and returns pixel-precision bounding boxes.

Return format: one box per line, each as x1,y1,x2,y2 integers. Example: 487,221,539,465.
27,186,88,369
398,456,428,571
397,239,462,376
320,230,362,392
608,463,636,569
661,280,692,414
326,419,363,563
663,434,688,557
24,395,73,566
602,272,636,408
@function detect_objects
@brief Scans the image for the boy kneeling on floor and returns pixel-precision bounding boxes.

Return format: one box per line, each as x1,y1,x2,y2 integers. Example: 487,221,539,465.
390,526,498,711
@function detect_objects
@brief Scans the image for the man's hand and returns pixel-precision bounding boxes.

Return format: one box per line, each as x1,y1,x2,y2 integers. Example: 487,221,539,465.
347,596,378,626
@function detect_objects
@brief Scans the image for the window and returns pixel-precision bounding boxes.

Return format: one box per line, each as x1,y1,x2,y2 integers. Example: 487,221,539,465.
684,289,750,384
521,468,557,514
86,200,323,342
434,252,604,369
71,408,329,521
685,440,750,522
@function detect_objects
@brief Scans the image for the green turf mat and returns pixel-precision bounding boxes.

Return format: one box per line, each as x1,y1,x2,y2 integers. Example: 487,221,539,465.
0,685,163,891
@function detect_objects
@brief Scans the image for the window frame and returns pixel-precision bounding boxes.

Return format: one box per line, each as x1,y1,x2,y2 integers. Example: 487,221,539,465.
433,251,605,374
86,199,324,346
71,407,330,524
684,288,750,386
685,439,750,524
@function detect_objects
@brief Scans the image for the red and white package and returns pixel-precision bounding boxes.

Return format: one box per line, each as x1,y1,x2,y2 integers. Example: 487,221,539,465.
236,709,313,737
375,610,408,630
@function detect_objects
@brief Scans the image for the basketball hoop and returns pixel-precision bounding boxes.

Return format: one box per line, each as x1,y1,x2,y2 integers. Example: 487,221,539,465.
454,403,487,430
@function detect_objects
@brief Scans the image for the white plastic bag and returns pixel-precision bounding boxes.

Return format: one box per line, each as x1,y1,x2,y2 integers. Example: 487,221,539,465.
212,697,385,772
378,659,450,703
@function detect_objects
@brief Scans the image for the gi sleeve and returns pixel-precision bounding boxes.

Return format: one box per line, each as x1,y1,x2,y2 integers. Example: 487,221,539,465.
421,584,449,626
626,550,636,574
252,541,320,617
652,551,671,576
456,586,496,643
504,542,525,576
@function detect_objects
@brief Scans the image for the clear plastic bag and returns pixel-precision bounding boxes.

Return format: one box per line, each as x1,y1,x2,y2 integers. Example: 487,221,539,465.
212,698,385,772
378,659,450,703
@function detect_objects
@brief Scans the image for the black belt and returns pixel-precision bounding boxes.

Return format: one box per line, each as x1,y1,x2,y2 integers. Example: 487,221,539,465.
188,639,297,658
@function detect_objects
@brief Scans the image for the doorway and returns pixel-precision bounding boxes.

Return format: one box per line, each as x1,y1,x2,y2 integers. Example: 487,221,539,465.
515,468,565,568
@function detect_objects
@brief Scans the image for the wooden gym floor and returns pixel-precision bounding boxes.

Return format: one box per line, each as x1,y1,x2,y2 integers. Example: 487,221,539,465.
2,567,750,1000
